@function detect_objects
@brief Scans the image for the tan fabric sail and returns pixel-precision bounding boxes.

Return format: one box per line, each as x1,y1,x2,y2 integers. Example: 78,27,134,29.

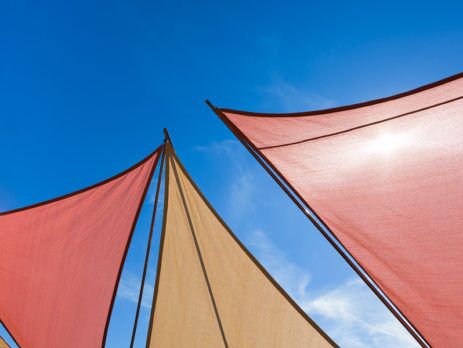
0,336,10,348
147,145,336,348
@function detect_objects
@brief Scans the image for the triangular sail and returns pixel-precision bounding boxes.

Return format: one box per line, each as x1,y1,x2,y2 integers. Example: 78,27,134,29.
147,145,336,347
0,336,10,348
213,72,463,347
0,148,161,348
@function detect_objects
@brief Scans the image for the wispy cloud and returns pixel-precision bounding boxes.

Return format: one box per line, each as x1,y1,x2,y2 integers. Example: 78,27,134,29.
194,139,418,347
259,79,335,112
194,139,238,157
117,272,154,309
194,139,259,221
249,229,419,348
248,229,311,300
304,278,418,348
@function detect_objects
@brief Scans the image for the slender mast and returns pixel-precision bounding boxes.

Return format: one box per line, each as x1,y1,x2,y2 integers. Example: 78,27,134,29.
144,129,172,348
129,136,167,348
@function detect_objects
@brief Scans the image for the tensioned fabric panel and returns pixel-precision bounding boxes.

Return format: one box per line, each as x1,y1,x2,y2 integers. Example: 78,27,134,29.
148,153,225,348
0,336,9,348
220,73,463,347
0,149,160,348
224,75,463,149
148,147,335,347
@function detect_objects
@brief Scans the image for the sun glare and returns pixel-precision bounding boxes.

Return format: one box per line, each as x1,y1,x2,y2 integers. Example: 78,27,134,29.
366,133,410,155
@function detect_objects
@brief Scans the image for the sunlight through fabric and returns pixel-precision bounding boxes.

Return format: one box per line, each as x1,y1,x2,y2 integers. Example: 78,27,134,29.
147,146,336,348
363,132,411,156
218,73,463,347
0,149,160,348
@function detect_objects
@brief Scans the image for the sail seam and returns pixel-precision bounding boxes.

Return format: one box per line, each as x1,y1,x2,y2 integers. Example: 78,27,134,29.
217,71,463,118
260,96,463,150
170,145,338,347
170,152,229,348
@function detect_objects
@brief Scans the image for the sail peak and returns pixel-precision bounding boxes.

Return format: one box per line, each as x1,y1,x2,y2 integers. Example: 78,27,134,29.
146,145,336,347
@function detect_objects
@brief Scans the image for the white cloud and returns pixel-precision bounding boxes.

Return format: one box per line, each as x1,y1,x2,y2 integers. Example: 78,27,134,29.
249,229,419,348
259,79,335,112
194,139,238,157
304,279,419,348
117,272,154,309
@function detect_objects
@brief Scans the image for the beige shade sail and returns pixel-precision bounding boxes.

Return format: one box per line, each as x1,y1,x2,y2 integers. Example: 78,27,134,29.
0,336,10,348
147,145,336,348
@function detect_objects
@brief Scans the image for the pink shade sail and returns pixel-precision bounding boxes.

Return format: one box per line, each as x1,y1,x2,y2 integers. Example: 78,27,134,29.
0,148,160,348
218,73,463,348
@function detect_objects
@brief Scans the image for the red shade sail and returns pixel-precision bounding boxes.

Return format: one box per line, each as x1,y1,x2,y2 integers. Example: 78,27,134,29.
216,73,463,348
0,148,160,348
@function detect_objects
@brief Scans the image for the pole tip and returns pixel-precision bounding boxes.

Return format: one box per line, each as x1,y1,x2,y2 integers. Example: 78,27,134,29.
205,99,215,109
163,128,172,144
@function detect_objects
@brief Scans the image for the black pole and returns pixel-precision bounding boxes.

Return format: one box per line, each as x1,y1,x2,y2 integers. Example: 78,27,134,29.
129,139,166,348
206,99,430,348
144,146,170,348
0,320,21,348
163,128,173,149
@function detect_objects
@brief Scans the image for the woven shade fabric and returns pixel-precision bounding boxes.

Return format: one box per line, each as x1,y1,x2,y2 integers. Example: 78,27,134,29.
218,73,463,347
0,149,160,348
0,336,9,348
147,146,336,348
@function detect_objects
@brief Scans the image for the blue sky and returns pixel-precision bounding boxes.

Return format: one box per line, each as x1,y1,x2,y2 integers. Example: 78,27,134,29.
1,0,462,346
